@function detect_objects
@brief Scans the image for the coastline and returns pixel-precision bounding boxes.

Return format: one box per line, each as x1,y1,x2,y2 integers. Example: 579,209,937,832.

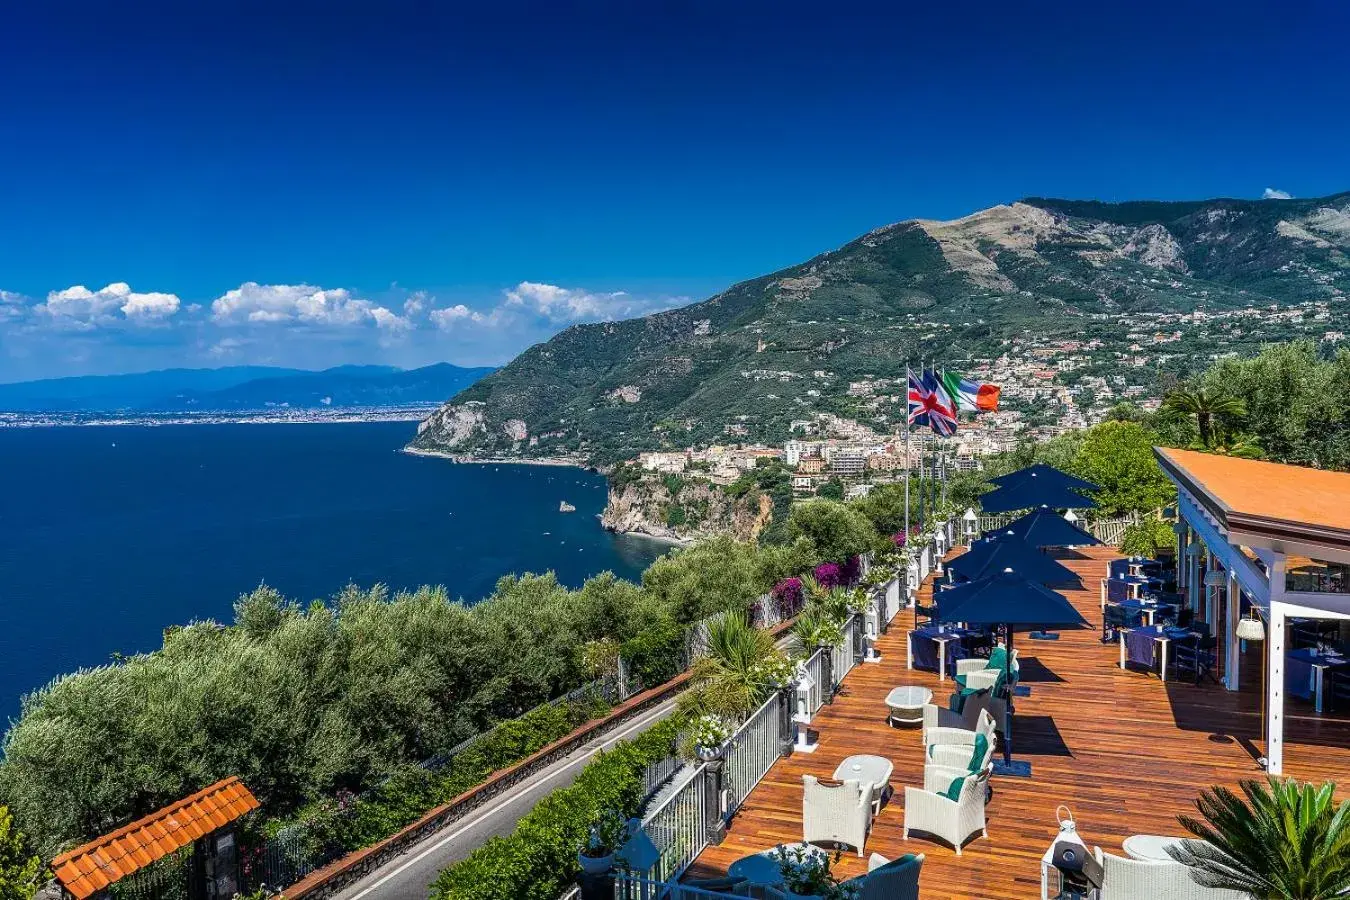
399,446,592,468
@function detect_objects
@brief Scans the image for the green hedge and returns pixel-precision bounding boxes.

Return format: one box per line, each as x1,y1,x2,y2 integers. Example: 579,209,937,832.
620,622,687,687
429,716,684,900
277,691,612,857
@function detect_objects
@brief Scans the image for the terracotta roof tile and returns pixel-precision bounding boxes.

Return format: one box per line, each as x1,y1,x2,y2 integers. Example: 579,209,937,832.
51,777,259,900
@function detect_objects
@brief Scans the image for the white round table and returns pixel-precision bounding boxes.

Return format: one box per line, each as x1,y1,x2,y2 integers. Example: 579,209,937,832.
885,685,933,726
1122,834,1187,862
833,754,894,815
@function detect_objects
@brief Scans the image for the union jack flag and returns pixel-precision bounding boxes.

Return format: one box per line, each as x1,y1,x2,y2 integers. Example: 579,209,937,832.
908,368,959,436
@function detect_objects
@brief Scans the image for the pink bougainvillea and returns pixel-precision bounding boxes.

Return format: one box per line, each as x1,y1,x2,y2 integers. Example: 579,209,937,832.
892,531,907,549
814,562,842,589
840,555,862,587
771,577,805,618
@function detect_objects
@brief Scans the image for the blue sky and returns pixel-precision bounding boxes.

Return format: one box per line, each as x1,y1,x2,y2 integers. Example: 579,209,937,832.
1,0,1347,382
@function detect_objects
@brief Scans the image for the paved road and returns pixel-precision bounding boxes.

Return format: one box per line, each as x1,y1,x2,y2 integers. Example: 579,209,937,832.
332,695,681,900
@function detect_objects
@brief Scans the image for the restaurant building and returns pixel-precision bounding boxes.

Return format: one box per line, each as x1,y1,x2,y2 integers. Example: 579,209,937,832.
1155,447,1350,775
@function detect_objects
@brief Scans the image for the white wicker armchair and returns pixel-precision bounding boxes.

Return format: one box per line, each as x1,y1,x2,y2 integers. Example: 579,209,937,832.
902,764,989,856
955,648,1019,692
927,725,996,772
920,689,993,744
1094,848,1248,900
802,775,872,856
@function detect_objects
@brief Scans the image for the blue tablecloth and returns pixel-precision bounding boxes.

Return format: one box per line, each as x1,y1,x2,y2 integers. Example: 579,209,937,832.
1125,628,1158,667
910,626,968,673
1118,598,1176,618
1285,648,1350,700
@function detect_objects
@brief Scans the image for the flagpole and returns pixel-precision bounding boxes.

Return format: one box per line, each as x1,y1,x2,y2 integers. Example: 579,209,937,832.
904,365,911,541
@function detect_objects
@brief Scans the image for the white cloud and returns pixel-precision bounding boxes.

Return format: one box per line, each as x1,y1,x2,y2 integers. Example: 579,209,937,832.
504,281,640,322
1263,188,1293,200
429,304,486,329
0,290,26,321
35,282,181,328
211,282,407,330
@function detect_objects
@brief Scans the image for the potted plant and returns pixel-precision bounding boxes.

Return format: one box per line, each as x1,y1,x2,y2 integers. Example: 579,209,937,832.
751,651,798,692
578,809,629,875
690,714,736,760
772,844,859,900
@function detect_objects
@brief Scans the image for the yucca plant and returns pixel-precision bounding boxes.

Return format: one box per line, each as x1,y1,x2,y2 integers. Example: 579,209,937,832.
1168,778,1350,899
684,613,780,719
790,605,844,656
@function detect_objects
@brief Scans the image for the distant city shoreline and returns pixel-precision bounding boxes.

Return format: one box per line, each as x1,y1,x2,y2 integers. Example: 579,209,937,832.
0,406,439,428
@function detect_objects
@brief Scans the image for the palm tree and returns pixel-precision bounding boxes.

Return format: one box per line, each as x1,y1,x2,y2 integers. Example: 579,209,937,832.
1163,387,1248,449
1196,430,1264,460
685,613,781,719
1168,778,1350,899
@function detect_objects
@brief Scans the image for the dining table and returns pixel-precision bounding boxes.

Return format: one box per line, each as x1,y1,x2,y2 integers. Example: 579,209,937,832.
1120,624,1195,682
908,625,970,681
1286,647,1350,713
1109,596,1176,627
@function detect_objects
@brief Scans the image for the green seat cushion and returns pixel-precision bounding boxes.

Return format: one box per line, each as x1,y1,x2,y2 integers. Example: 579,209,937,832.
943,776,965,801
986,646,1008,670
969,733,989,770
947,691,965,713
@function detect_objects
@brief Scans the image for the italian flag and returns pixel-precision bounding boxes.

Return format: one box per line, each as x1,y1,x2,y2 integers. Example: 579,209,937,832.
940,371,1001,412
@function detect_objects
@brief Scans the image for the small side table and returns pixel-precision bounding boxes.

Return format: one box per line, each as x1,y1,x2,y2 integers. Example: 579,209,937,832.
885,685,932,727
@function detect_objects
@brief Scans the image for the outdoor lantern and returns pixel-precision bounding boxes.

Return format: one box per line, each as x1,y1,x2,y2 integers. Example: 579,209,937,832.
794,665,814,718
1235,612,1269,770
1204,569,1227,587
1063,509,1078,524
1237,615,1266,642
1042,805,1103,900
963,507,978,541
793,667,819,753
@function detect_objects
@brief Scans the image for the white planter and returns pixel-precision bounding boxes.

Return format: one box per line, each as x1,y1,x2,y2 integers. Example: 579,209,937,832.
695,744,724,761
577,851,614,875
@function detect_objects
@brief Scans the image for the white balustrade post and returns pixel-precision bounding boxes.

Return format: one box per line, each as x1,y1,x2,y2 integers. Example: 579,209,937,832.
1225,569,1240,692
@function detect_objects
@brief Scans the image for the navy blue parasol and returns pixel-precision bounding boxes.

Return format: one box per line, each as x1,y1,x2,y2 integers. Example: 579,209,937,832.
1001,507,1103,547
935,569,1087,776
980,478,1098,513
989,463,1099,493
946,536,1079,585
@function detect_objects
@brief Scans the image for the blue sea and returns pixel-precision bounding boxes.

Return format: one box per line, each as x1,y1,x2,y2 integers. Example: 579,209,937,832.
0,421,667,725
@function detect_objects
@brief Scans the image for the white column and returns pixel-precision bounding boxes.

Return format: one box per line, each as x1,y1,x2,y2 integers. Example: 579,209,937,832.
1189,540,1203,616
1225,569,1240,692
1175,523,1188,588
1266,553,1288,775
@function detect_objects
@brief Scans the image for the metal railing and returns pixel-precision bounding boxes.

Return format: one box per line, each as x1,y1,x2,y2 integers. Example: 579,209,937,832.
631,765,710,883
802,648,827,716
723,694,782,817
831,614,858,684
615,876,787,900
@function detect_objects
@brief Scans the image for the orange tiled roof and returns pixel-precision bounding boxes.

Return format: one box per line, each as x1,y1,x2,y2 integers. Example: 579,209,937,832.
1156,447,1350,547
50,777,259,900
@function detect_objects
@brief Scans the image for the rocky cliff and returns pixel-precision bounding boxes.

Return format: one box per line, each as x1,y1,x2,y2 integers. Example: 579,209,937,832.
600,475,772,543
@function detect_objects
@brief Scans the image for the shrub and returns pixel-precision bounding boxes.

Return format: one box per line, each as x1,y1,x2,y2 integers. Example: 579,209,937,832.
814,563,842,589
770,578,805,619
1119,519,1176,557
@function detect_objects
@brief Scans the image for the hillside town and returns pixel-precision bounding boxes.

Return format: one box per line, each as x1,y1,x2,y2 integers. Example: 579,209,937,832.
631,295,1346,497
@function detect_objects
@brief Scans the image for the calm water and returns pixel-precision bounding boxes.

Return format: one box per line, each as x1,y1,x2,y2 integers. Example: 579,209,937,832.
0,422,666,724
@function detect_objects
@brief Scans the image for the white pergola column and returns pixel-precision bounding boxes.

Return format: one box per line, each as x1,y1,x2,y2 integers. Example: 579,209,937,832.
1225,569,1240,692
1266,553,1288,775
1189,540,1203,616
1175,522,1188,588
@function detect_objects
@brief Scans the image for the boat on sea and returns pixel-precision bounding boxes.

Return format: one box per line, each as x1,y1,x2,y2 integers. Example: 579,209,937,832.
559,500,576,512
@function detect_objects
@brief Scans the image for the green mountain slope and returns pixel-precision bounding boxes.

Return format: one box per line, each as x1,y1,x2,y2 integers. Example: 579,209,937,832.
410,191,1350,464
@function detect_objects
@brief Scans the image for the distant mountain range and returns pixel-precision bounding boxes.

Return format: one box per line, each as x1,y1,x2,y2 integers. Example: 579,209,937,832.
410,190,1350,463
0,363,496,413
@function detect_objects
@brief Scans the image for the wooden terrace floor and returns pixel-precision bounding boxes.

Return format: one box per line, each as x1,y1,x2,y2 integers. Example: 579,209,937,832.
689,546,1350,899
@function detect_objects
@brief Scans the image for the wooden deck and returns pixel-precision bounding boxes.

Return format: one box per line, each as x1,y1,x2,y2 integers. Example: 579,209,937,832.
689,546,1350,899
